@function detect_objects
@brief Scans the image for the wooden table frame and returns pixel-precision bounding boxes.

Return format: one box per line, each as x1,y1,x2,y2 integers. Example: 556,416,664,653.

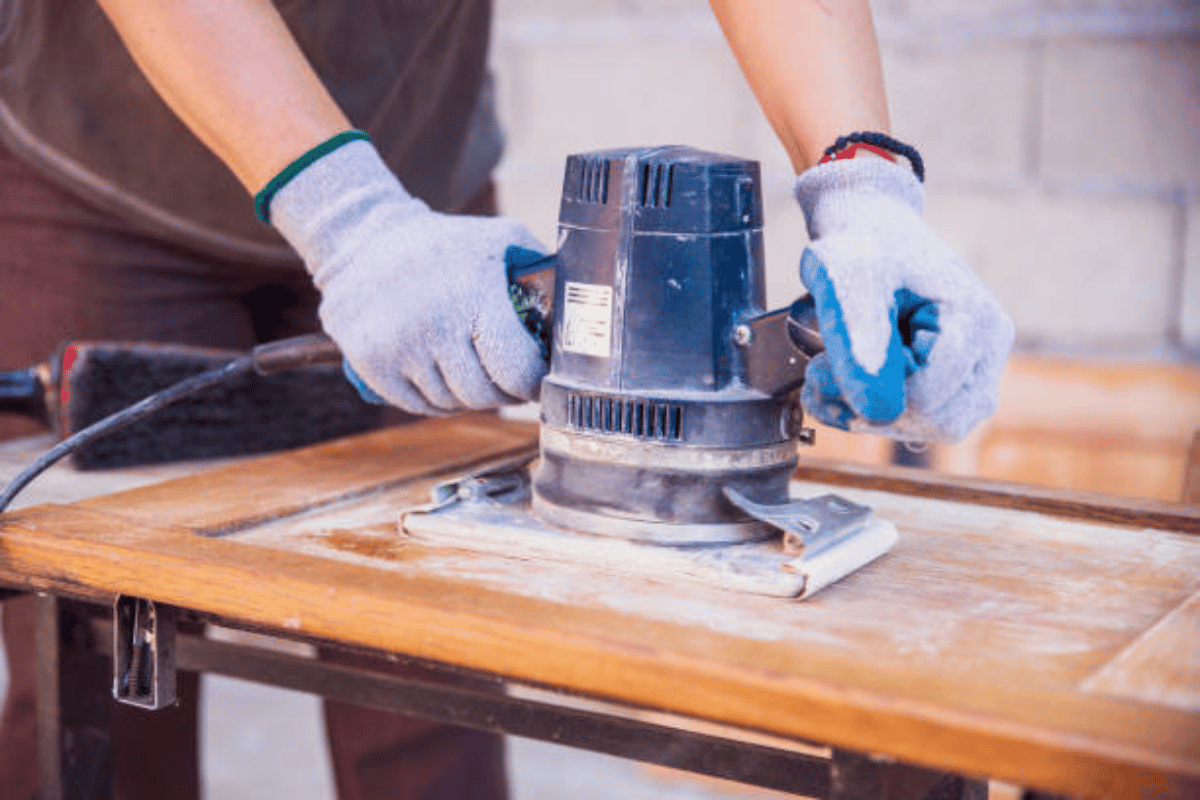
1,416,1197,800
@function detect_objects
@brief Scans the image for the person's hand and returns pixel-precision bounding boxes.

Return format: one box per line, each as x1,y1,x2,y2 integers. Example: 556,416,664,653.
794,157,1014,443
267,139,548,415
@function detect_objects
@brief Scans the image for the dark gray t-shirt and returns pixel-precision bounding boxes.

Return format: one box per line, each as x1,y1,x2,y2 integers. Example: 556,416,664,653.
0,0,501,264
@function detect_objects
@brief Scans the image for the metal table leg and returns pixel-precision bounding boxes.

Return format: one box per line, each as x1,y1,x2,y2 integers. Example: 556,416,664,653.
831,749,988,800
35,595,112,800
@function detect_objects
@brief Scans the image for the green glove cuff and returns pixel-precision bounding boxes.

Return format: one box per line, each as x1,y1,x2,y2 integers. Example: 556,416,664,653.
254,129,372,225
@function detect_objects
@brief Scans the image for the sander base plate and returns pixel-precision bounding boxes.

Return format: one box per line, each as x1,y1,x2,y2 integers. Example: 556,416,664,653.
399,465,897,599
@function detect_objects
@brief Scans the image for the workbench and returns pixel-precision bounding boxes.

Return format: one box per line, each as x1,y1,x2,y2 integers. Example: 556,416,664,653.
1,416,1198,799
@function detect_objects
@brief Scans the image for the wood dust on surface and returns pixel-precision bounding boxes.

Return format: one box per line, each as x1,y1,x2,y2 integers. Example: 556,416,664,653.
234,473,1200,704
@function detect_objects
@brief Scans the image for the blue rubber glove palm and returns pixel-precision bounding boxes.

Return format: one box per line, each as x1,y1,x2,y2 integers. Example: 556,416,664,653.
795,158,1014,443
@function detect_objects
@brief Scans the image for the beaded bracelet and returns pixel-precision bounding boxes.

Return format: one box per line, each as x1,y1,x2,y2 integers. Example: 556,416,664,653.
818,132,925,182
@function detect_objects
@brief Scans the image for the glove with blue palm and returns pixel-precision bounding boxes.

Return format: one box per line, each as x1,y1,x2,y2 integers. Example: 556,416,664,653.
794,156,1014,444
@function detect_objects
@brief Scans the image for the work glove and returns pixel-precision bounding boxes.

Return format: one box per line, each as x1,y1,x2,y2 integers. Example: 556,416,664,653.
794,157,1014,444
268,139,549,415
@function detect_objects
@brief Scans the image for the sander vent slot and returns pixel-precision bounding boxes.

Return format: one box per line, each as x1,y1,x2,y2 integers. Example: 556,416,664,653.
567,392,684,441
574,157,610,204
640,162,673,208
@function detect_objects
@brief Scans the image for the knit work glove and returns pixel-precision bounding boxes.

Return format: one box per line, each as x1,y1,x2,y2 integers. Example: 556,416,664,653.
794,157,1014,444
268,140,548,415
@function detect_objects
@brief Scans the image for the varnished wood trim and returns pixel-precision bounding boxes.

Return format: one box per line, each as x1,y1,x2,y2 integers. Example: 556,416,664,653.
794,458,1200,534
75,416,539,535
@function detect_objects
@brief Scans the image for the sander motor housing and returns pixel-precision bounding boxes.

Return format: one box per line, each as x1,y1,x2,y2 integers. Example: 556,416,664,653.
529,146,819,544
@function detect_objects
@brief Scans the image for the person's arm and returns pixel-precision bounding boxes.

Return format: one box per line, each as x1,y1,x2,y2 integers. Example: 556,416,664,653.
708,0,889,172
96,0,549,416
712,1,1013,445
97,0,349,192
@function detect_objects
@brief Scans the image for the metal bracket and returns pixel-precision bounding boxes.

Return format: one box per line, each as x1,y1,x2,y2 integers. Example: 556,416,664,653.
737,296,824,398
723,488,874,558
112,595,176,709
406,453,535,517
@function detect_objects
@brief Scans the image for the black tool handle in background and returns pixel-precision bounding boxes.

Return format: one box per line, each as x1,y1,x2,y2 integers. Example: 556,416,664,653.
0,366,49,423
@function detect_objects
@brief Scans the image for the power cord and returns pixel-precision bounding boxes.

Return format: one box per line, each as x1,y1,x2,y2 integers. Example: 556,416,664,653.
0,333,340,513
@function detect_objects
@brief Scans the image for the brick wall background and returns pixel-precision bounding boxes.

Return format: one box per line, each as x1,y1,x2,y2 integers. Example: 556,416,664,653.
491,0,1200,360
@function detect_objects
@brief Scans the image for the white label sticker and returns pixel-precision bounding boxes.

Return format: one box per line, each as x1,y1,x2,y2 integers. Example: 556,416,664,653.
561,281,614,358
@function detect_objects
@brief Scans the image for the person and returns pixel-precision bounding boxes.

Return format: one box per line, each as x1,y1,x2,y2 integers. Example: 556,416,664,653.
0,1,1013,798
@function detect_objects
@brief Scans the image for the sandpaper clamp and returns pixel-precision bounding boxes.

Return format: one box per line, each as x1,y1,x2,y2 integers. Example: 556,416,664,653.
722,489,874,558
403,453,536,519
400,457,899,600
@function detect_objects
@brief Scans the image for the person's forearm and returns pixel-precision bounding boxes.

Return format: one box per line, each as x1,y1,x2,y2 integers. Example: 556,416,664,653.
98,0,350,193
709,0,889,173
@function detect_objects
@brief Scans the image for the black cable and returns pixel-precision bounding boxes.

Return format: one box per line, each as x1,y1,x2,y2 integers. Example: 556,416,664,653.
0,355,255,513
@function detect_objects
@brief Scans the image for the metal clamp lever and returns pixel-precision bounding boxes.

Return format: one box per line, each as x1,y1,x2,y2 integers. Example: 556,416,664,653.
113,595,177,710
405,453,536,517
722,488,874,558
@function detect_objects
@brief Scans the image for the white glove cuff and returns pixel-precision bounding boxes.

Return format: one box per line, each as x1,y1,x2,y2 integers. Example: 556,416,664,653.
270,140,428,284
794,157,926,240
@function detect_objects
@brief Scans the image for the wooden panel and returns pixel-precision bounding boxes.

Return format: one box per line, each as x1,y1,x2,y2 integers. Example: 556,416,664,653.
1083,590,1200,712
802,424,893,467
981,358,1200,441
0,499,1198,799
977,432,1187,504
3,418,1200,798
0,434,235,511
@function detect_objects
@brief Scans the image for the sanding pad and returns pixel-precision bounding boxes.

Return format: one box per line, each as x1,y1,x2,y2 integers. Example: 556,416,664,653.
399,463,897,600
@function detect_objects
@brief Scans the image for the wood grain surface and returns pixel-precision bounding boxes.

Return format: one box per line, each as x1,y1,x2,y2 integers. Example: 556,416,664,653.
1,417,1199,799
77,415,537,535
1082,590,1200,713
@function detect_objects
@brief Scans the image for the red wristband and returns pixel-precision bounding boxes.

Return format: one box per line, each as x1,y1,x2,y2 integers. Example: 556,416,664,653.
817,142,897,166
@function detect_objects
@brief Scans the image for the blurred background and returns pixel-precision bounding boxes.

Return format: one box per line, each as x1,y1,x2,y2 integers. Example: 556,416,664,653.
3,2,1198,799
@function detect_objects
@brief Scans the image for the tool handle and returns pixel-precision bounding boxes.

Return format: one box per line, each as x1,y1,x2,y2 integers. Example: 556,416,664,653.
739,296,825,398
785,295,824,358
506,250,557,360
250,332,343,375
0,367,49,423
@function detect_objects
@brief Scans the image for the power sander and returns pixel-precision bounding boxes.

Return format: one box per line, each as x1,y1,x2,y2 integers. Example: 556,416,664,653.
403,146,897,599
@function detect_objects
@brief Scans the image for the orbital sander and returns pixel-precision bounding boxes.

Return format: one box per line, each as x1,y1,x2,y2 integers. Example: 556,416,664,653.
402,146,898,599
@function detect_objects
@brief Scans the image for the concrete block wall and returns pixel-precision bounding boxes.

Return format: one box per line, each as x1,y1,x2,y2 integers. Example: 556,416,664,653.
491,0,1200,359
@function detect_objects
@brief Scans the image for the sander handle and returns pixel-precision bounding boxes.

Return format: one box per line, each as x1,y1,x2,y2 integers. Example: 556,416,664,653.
507,251,557,360
738,297,824,398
